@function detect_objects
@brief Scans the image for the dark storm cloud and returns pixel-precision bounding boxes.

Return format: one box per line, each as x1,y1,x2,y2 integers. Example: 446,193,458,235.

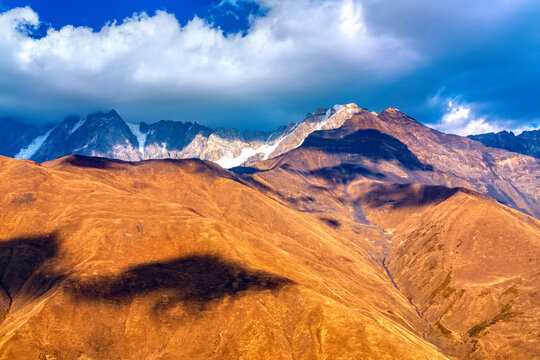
0,0,538,134
358,0,540,133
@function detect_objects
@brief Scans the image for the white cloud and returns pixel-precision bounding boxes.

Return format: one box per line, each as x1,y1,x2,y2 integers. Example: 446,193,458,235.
0,1,419,123
513,123,540,135
431,97,540,136
340,0,365,38
433,99,503,136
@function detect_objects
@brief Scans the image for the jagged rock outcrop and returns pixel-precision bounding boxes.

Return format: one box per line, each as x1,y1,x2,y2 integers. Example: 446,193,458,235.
137,120,213,159
8,106,350,166
31,110,140,162
468,129,539,158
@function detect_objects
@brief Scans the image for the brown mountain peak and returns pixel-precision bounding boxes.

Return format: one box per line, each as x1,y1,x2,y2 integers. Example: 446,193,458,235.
340,107,385,133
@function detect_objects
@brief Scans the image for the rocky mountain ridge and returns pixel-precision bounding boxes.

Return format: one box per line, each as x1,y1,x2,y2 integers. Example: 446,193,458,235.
468,129,539,158
3,104,539,217
5,105,538,166
7,105,349,167
244,105,539,218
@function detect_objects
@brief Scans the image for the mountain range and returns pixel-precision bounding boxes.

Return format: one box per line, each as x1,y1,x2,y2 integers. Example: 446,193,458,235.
468,130,540,159
3,106,348,168
6,105,538,169
0,103,539,359
3,104,537,218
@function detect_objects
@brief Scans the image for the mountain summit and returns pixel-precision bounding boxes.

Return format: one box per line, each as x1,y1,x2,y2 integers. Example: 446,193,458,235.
244,105,539,218
7,106,348,167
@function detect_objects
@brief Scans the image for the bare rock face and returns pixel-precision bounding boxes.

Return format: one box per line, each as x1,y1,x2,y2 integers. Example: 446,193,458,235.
9,106,351,168
469,129,540,159
139,120,213,159
249,105,539,218
0,117,50,158
138,106,348,168
30,110,141,162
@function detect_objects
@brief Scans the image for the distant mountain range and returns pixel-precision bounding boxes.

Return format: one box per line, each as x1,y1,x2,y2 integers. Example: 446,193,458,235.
1,106,350,167
2,107,538,169
468,129,539,158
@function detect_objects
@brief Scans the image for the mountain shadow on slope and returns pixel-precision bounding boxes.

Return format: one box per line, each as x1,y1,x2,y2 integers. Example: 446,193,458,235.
50,155,236,181
0,232,292,318
305,163,386,184
301,129,434,171
56,155,134,169
0,233,66,322
359,183,463,210
66,254,294,312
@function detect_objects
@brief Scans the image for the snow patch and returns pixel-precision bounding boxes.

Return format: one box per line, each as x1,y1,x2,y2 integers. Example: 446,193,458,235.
215,124,300,168
68,117,85,135
127,123,147,157
14,128,53,159
215,104,342,168
297,104,341,147
215,148,259,169
314,108,333,131
215,142,280,168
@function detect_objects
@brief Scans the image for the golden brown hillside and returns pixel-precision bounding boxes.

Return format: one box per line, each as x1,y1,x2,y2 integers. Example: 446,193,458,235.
0,155,448,359
240,136,540,359
354,182,540,359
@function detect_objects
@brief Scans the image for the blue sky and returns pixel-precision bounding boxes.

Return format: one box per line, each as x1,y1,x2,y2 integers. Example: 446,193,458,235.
0,0,539,134
0,0,262,34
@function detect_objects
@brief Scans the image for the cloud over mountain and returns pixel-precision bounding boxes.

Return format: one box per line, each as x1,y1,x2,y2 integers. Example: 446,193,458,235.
0,1,416,126
0,0,538,132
